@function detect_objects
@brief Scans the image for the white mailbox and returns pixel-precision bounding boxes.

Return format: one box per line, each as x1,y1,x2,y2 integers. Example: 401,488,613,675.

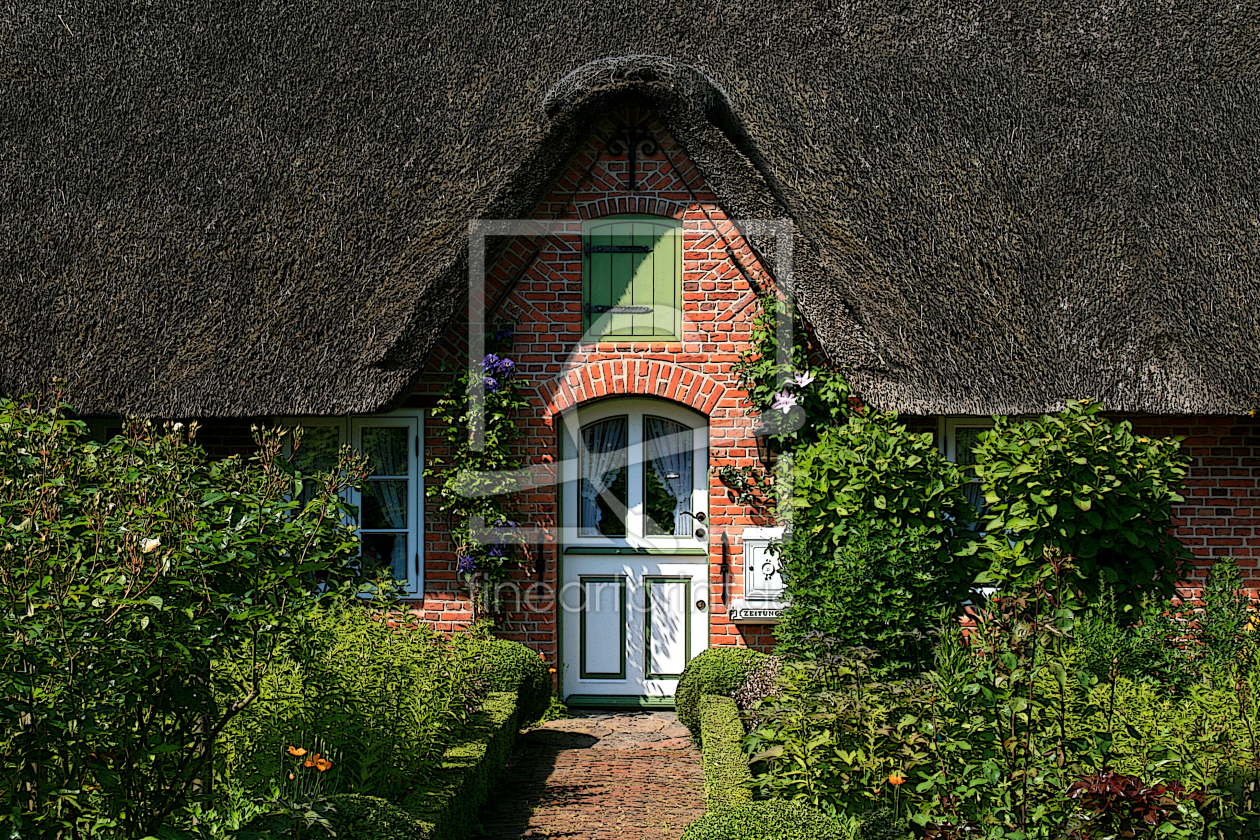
741,526,786,600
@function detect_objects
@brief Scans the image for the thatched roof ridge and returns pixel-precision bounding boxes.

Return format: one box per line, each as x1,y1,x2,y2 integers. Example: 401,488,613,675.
2,1,1258,417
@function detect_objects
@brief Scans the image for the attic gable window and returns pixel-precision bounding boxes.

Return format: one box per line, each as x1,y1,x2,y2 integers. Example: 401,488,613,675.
582,215,682,342
284,410,424,597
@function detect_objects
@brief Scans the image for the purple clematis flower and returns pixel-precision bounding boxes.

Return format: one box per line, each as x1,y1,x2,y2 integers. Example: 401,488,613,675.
793,370,816,388
481,354,516,393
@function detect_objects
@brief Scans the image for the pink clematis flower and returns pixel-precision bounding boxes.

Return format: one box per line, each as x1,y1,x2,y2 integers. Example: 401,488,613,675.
771,391,799,414
793,370,816,388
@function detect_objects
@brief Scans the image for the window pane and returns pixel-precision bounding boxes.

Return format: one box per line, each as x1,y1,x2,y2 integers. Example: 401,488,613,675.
955,427,988,479
644,417,692,536
293,426,340,475
362,480,408,529
361,532,408,582
292,426,340,505
361,427,409,477
580,416,628,536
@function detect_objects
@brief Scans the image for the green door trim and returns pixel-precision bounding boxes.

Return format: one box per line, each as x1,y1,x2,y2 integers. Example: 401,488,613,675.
564,694,676,710
578,575,627,681
644,575,692,681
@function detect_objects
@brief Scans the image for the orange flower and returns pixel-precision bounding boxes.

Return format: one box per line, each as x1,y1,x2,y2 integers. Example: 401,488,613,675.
304,755,315,768
548,668,557,674
288,746,307,757
314,755,333,772
888,774,905,786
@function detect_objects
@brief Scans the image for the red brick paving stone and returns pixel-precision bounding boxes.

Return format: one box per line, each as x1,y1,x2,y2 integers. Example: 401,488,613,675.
479,714,705,840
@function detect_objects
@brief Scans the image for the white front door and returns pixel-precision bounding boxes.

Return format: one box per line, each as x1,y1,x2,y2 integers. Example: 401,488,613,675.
560,556,708,702
557,399,710,704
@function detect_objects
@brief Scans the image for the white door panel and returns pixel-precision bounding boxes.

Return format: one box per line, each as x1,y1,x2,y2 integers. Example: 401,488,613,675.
561,557,708,700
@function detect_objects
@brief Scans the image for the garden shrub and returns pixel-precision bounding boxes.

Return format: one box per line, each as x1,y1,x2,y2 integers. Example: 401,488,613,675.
1189,556,1259,677
676,646,766,744
745,645,907,820
777,413,976,672
460,633,551,725
732,655,780,732
856,805,913,840
397,692,518,840
1072,586,1193,688
699,695,753,810
966,399,1190,609
325,794,417,840
219,602,482,802
0,394,368,839
680,799,851,840
744,561,1260,837
776,522,957,674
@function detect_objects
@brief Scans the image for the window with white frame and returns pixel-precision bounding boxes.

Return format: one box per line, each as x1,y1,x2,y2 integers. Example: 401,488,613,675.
285,410,424,596
560,399,708,549
941,417,994,519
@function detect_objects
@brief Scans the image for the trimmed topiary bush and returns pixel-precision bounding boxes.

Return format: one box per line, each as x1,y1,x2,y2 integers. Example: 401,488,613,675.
676,646,766,744
699,695,753,810
680,800,850,840
469,636,551,725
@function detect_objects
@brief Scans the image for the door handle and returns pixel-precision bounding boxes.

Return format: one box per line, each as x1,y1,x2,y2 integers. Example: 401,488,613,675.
696,600,707,611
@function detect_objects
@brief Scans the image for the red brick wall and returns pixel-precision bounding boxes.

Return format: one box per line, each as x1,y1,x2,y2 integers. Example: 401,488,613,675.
1125,415,1260,599
414,107,781,655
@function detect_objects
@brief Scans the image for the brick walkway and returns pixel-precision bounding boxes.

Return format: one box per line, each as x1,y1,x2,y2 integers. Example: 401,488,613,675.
478,711,706,840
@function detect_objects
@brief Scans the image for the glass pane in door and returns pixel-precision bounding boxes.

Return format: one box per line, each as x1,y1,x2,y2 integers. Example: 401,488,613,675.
579,417,628,536
644,417,692,536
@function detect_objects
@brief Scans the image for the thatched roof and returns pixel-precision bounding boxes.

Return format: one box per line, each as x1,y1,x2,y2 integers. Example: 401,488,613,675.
3,1,1258,417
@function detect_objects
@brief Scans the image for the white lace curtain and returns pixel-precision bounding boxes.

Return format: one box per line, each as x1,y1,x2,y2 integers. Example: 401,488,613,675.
644,417,692,536
580,417,627,536
363,427,409,579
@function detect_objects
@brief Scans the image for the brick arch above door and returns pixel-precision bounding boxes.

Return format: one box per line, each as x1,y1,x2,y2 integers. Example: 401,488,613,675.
540,359,728,420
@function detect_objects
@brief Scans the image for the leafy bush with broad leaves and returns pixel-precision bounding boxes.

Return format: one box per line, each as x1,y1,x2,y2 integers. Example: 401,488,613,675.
0,392,370,838
775,523,957,675
965,399,1190,610
776,413,978,671
218,603,482,802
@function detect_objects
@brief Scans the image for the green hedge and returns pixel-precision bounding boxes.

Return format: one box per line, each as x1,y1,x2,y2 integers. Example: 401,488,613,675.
326,691,518,840
465,635,551,726
681,800,850,840
676,647,766,744
699,694,753,811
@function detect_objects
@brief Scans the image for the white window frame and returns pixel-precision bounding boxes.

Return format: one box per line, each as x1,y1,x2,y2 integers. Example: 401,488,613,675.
559,398,708,550
939,416,996,480
280,409,425,597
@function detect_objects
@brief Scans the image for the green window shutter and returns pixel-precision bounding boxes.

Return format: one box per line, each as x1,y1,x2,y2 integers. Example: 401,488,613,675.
583,216,681,341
